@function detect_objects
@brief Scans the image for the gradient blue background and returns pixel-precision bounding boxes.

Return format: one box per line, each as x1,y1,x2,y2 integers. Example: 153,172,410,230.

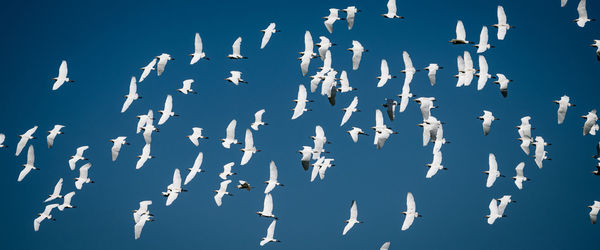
0,0,599,249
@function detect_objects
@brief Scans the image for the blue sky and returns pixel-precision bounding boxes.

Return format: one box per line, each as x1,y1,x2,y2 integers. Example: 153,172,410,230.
0,0,599,249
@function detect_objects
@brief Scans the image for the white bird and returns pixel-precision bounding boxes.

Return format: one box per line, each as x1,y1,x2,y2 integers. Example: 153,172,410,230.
257,193,277,219
486,199,502,225
221,120,241,148
380,242,391,250
426,151,446,178
401,192,420,231
69,146,90,170
342,200,362,235
110,136,128,162
18,145,38,182
316,36,334,61
492,6,514,40
52,60,74,90
323,8,344,34
260,23,279,49
340,96,359,126
347,41,366,70
264,161,283,194
476,55,493,91
475,26,492,53
292,85,312,120
382,0,403,18
189,33,208,64
372,109,396,149
554,95,575,124
382,98,398,121
226,71,247,85
162,168,186,206
484,153,504,187
184,152,204,185
582,110,599,135
401,51,417,86
33,204,59,231
57,191,75,211
455,55,466,87
260,220,280,246
575,0,594,28
135,144,153,170
0,133,5,148
158,95,177,125
562,0,569,7
588,201,600,224
298,146,313,171
187,127,208,146
300,30,316,58
241,129,260,165
177,79,196,94
155,53,174,76
461,51,475,87
74,163,93,190
346,127,367,143
136,109,153,134
237,180,252,191
496,195,515,216
478,110,498,136
139,58,156,82
512,162,528,190
134,214,153,240
342,6,359,29
493,73,513,98
310,156,325,182
418,116,442,146
219,162,236,180
424,63,442,86
533,136,551,168
46,125,65,148
517,116,533,155
141,115,158,145
432,125,448,154
397,84,414,112
133,200,153,223
337,71,356,93
227,37,247,59
16,126,37,156
251,109,268,131
44,178,63,202
311,125,328,160
450,20,473,44
414,97,436,121
318,158,335,180
591,40,600,61
121,76,140,113
213,179,232,207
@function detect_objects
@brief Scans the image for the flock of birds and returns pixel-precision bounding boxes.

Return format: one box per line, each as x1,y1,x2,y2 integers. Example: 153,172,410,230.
2,0,599,248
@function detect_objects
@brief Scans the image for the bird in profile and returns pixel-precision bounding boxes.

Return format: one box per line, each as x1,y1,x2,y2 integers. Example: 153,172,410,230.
316,36,334,61
259,220,280,246
46,125,65,148
44,178,63,202
110,136,129,162
226,71,247,85
372,109,397,149
241,129,260,165
177,79,196,94
474,26,493,53
475,55,494,91
219,162,237,180
155,53,174,76
414,97,436,121
382,98,398,121
553,95,575,124
588,201,600,224
401,192,421,231
184,152,204,185
347,41,366,70
16,126,38,156
187,127,208,146
533,136,551,168
237,180,252,191
260,23,279,49
121,76,140,113
512,162,529,190
135,144,153,170
33,204,59,232
298,146,313,171
424,63,442,86
158,95,177,125
221,120,241,148
292,85,312,120
323,8,344,34
340,96,359,126
341,6,359,29
257,193,277,219
484,153,504,188
398,84,415,112
516,116,533,155
426,151,446,178
450,20,474,44
574,0,594,28
251,109,268,131
189,33,208,64
377,60,395,88
492,6,514,40
162,168,186,206
52,60,74,90
228,37,247,59
139,58,156,82
478,110,498,136
346,127,367,143
382,0,403,18
74,163,94,190
342,200,362,235
493,73,513,98
18,145,38,182
591,40,600,61
265,161,283,194
214,180,233,207
582,110,599,135
57,191,76,211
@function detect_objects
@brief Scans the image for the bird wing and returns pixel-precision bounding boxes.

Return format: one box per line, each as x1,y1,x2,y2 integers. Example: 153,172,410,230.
515,162,525,177
79,163,91,179
403,51,414,70
134,218,147,240
376,109,384,128
76,146,89,157
497,6,507,25
292,101,306,120
304,31,313,53
183,171,196,186
562,0,568,7
578,0,588,19
18,166,32,182
401,214,414,231
58,60,68,78
254,109,265,124
479,26,488,46
27,145,35,165
266,220,276,238
192,152,203,171
261,30,273,49
269,161,278,181
387,0,397,15
350,200,358,220
381,59,389,77
52,178,63,196
214,192,224,206
220,179,232,191
488,153,498,172
456,20,466,40
232,37,242,55
241,151,253,166
244,129,254,148
380,242,391,250
315,125,325,139
406,192,416,213
264,193,274,214
194,33,203,54
226,120,237,140
16,137,28,156
172,168,181,188
489,199,499,215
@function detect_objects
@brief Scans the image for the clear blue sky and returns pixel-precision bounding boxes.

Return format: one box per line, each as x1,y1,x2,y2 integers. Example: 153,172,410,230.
0,0,599,249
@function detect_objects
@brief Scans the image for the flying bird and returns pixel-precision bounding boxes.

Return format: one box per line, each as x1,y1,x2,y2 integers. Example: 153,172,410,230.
44,178,63,203
237,180,252,191
533,136,551,168
190,33,208,64
213,180,232,207
139,58,156,82
251,109,268,131
158,95,177,125
486,199,503,225
517,116,533,155
424,63,442,86
382,0,403,18
342,200,362,235
397,84,415,112
382,98,398,121
401,51,417,86
155,53,174,76
259,220,280,246
582,110,599,136
121,76,140,113
493,73,513,98
292,85,312,120
347,41,366,70
187,127,208,146
264,161,283,194
184,152,204,185
589,201,600,224
478,110,498,136
298,146,313,171
512,162,529,190
401,192,421,231
340,96,359,126
141,115,158,145
492,6,514,40
225,71,247,85
135,144,154,170
227,37,247,59
52,60,74,90
484,153,504,187
257,193,277,219
574,0,594,28
414,97,436,121
450,20,473,44
426,151,446,178
18,145,38,182
553,95,575,124
591,40,600,61
341,6,359,29
476,55,494,91
46,125,65,148
33,204,59,231
74,163,94,190
323,8,344,34
136,109,153,134
16,126,38,156
177,79,196,94
260,23,279,49
219,162,237,180
241,129,260,165
316,36,334,61
475,26,493,53
372,109,397,149
162,168,186,206
377,59,395,87
57,191,76,211
346,127,367,143
221,120,241,148
110,136,128,162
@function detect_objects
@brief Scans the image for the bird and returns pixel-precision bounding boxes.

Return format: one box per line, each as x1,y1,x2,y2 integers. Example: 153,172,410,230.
298,146,313,171
141,115,158,145
189,33,208,64
237,180,252,191
455,55,466,87
158,95,177,125
44,178,63,202
136,109,153,134
135,144,153,170
484,153,504,188
251,109,268,131
418,116,442,146
264,161,283,194
517,116,533,155
299,30,316,58
187,127,208,146
311,156,326,182
512,162,529,190
227,37,247,59
460,51,475,87
133,200,152,224
493,73,513,98
139,58,156,82
134,214,153,240
121,76,140,113
450,20,473,44
316,36,334,61
372,109,397,149
553,95,575,124
582,110,599,135
155,53,174,76
496,195,515,216
424,64,442,86
221,120,241,148
259,220,280,246
347,41,366,70
397,84,414,112
46,125,65,148
33,204,59,231
593,162,600,175
219,162,236,180
241,129,260,165
177,79,196,94
213,180,232,207
426,151,446,178
591,40,600,61
382,98,398,121
382,0,403,18
401,192,421,231
57,191,76,211
486,199,503,224
478,110,498,136
575,0,594,28
432,125,448,154
342,200,362,235
311,125,328,160
16,126,38,156
18,145,38,182
380,242,391,250
225,71,247,85
492,6,514,40
52,60,74,90
346,127,367,143
476,55,494,91
588,201,600,224
292,85,312,120
474,26,493,53
110,136,128,162
0,133,5,148
376,59,395,87
257,193,277,219
69,146,90,170
183,152,204,185
401,51,417,86
533,136,551,168
318,158,335,180
414,97,436,121
260,23,279,49
335,71,356,93
340,96,359,126
323,8,344,34
74,163,94,190
341,6,359,29
163,168,186,206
